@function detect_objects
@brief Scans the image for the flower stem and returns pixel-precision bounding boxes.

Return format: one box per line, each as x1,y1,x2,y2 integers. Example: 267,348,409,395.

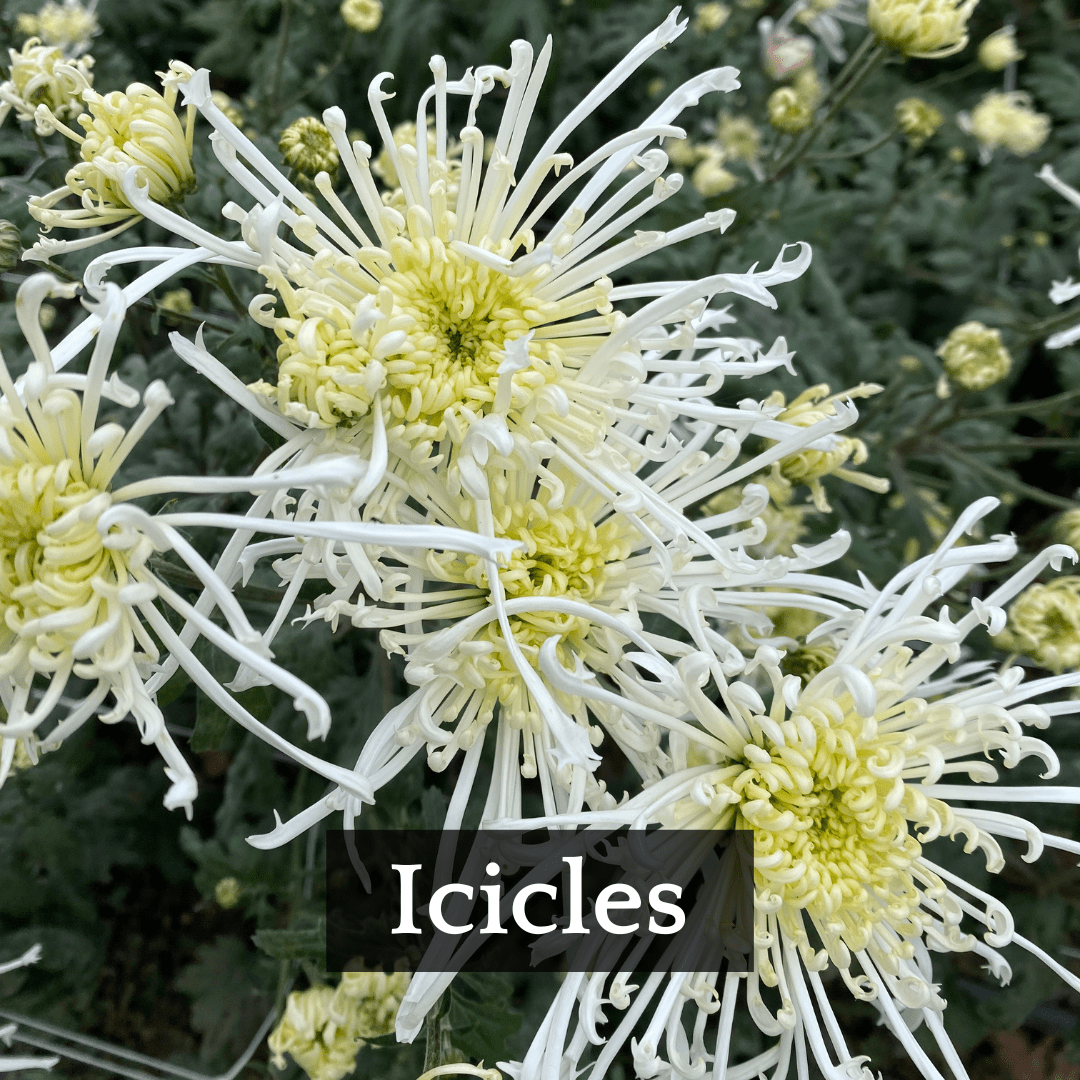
768,40,888,181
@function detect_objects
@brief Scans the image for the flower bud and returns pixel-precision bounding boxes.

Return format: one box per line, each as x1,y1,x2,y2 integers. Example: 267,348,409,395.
761,25,815,79
994,577,1080,673
693,2,731,33
966,91,1049,158
1052,510,1080,554
978,26,1024,71
160,288,194,323
895,97,943,148
867,0,978,59
340,0,382,32
767,87,813,134
936,321,1011,391
214,876,242,909
279,116,340,185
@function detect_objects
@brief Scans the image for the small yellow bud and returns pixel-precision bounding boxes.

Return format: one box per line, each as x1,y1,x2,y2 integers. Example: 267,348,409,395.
895,97,943,148
897,354,923,372
937,321,1011,391
693,2,731,33
38,303,56,330
995,577,1080,673
948,146,965,162
767,87,813,135
1033,230,1050,247
1053,510,1080,553
214,877,243,909
691,151,739,197
867,0,978,59
160,288,194,322
967,91,1050,158
1000,234,1015,248
339,0,382,32
279,116,340,182
646,77,666,98
978,26,1024,71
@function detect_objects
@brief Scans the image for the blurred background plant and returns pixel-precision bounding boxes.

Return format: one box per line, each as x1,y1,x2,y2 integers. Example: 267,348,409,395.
2,0,1080,1078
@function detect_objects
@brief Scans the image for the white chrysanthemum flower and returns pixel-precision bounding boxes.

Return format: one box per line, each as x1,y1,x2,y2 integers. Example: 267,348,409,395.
1037,164,1080,350
0,38,93,134
487,497,1080,1080
16,0,98,57
0,946,59,1073
234,312,877,849
0,274,517,816
47,13,819,509
27,61,197,252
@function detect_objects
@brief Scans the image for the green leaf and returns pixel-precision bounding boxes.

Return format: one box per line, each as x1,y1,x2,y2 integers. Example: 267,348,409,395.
447,973,522,1063
252,920,326,961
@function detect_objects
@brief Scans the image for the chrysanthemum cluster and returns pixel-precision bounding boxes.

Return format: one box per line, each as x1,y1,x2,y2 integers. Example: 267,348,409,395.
8,10,1080,1080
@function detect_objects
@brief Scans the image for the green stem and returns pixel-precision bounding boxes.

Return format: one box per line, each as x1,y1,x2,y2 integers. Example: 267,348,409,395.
934,444,1079,511
268,0,293,124
423,995,446,1073
915,59,979,92
1010,303,1080,345
807,125,898,161
768,42,888,181
212,264,249,321
952,437,1080,452
941,386,1080,424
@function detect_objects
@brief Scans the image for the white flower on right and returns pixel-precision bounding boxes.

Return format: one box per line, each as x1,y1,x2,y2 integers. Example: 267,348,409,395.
1038,164,1080,350
492,497,1080,1080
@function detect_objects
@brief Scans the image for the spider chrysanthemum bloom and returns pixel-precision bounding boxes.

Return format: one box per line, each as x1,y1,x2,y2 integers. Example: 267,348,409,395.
978,25,1024,71
235,315,867,848
16,0,98,56
964,90,1050,160
0,38,94,134
28,61,197,250
50,12,817,511
937,320,1011,391
895,96,943,148
0,274,512,813
504,498,1080,1080
867,0,978,59
1036,165,1080,350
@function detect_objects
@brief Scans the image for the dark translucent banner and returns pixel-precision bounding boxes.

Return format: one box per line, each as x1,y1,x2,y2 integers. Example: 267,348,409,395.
326,828,753,974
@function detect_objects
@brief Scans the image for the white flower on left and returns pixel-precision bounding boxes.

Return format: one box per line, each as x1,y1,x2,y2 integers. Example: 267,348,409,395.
0,274,520,816
0,945,58,1072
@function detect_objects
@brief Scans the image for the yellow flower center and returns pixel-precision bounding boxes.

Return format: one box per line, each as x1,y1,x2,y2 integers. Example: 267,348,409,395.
0,457,119,665
260,235,579,455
